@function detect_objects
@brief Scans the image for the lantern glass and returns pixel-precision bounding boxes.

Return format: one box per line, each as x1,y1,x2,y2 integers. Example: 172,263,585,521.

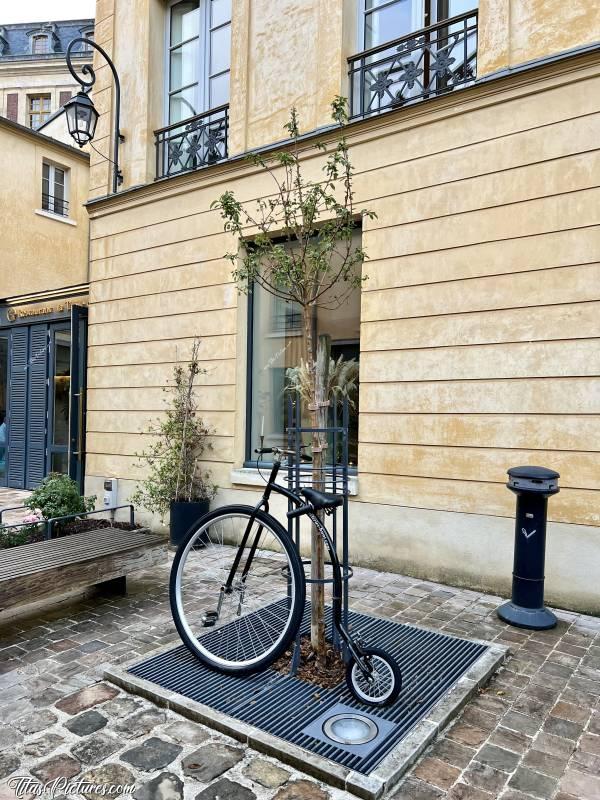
64,92,99,147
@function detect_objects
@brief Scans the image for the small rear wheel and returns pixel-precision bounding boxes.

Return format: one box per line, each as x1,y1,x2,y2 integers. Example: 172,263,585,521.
346,646,402,707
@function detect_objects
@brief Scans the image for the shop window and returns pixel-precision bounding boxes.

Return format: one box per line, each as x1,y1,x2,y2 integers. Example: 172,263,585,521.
28,94,51,129
246,232,362,467
42,161,69,217
167,0,231,124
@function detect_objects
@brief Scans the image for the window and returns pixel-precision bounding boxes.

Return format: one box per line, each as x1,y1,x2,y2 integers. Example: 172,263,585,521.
42,162,69,217
247,232,362,467
82,29,94,51
29,94,51,129
360,0,478,49
32,34,50,54
168,0,231,124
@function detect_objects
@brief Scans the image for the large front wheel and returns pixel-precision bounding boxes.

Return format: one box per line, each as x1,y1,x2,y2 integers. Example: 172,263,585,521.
170,505,305,675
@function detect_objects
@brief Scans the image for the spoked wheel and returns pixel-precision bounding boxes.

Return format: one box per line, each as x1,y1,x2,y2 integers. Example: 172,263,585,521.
346,646,402,707
170,505,305,675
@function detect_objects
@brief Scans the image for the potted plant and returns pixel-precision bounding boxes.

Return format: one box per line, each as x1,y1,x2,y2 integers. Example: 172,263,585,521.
132,338,217,546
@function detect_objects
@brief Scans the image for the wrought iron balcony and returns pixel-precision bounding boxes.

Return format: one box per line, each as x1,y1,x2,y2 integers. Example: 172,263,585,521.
42,194,69,217
348,11,478,120
155,104,228,180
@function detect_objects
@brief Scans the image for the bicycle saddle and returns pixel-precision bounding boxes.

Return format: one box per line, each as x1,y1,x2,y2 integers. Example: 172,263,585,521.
301,487,344,511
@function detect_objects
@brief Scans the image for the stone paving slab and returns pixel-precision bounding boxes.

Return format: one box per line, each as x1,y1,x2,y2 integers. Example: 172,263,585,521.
0,487,31,525
0,557,599,800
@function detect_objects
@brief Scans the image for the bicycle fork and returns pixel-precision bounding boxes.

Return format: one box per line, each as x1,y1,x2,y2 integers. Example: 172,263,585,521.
202,511,266,627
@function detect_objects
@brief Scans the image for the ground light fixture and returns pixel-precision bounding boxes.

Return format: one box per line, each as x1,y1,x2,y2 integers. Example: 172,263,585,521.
65,37,123,194
301,702,395,758
323,713,379,745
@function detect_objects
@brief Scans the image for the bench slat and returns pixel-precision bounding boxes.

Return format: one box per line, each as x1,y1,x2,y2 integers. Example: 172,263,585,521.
0,530,165,579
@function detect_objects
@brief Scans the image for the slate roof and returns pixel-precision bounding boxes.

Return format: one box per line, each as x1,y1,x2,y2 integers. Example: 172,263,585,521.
0,19,94,61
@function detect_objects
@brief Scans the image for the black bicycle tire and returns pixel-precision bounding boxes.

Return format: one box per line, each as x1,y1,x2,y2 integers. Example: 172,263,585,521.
170,504,306,676
345,646,402,707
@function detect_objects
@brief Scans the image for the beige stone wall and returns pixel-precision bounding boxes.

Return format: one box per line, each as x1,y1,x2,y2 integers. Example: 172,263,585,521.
85,52,600,610
88,0,600,199
478,0,600,77
0,118,90,298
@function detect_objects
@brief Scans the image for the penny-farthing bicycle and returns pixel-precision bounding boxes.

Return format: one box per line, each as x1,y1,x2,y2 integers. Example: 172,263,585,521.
170,445,401,706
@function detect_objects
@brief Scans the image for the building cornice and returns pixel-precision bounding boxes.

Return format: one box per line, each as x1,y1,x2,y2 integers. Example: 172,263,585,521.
86,44,600,217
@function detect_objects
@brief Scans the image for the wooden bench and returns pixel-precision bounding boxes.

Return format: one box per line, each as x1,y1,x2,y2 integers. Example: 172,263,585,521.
0,527,167,614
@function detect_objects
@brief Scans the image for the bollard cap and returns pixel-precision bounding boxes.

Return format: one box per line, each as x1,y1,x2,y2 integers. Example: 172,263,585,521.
507,466,560,495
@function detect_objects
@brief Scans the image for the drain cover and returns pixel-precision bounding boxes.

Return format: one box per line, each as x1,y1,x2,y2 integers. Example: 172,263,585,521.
302,702,395,757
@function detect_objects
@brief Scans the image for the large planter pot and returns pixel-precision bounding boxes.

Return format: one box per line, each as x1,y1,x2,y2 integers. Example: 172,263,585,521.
169,499,210,548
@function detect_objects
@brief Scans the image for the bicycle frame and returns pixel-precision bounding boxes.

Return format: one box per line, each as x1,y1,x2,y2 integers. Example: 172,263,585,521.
221,457,366,665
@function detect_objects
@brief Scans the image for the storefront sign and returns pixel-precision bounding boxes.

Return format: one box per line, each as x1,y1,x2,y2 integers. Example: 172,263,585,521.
4,299,88,324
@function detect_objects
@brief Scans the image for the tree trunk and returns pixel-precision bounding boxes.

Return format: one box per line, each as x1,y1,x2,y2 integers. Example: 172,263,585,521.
311,334,330,661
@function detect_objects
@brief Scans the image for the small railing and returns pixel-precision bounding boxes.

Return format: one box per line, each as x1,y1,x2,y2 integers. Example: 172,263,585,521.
0,504,136,540
155,104,229,180
42,193,69,217
348,11,478,120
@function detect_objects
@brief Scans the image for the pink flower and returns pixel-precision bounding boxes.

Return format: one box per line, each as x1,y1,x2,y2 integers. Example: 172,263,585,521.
22,514,41,524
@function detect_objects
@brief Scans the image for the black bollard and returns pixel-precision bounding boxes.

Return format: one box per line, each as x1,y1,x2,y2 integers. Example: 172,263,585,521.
497,466,560,631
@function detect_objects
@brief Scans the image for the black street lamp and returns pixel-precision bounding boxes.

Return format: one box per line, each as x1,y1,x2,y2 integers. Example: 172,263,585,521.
65,38,123,194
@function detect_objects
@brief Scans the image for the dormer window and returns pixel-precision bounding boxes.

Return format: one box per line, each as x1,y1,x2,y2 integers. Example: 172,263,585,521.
0,27,9,56
81,29,95,51
32,35,50,55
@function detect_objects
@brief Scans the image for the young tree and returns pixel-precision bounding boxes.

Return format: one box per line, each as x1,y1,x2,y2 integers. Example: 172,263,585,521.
212,97,374,660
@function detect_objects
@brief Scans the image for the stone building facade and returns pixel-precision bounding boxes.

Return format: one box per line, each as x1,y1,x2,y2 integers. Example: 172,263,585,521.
83,0,600,611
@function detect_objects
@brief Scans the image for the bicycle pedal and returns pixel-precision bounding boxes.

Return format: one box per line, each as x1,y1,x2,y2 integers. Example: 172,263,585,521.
202,611,219,627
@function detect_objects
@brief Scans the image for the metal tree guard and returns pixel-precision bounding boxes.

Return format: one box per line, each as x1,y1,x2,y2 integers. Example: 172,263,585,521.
285,393,352,673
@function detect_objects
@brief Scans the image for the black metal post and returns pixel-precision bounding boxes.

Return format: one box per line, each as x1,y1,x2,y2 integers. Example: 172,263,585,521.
497,466,560,630
66,38,123,194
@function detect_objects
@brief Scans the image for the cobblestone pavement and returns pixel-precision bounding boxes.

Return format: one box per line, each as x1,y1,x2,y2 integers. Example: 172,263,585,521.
0,557,599,800
0,488,31,525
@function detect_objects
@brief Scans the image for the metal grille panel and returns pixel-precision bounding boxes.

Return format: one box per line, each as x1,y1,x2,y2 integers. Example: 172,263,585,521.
129,607,487,775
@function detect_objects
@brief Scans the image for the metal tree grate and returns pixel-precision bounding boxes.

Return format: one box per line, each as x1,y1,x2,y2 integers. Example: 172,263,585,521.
128,606,487,775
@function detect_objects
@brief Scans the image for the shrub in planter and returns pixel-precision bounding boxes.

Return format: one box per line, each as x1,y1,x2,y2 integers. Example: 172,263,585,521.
132,338,217,546
26,474,95,534
0,517,45,549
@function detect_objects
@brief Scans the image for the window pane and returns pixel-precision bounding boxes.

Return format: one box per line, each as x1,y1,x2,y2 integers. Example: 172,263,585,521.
30,97,40,111
42,163,50,208
211,0,231,28
210,23,230,75
169,86,199,122
52,331,71,449
170,40,199,91
171,0,199,45
42,97,51,111
0,337,8,485
249,233,362,465
209,72,229,107
33,35,49,54
365,0,414,48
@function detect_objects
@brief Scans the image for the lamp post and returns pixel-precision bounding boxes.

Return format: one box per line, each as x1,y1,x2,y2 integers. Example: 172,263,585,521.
64,38,123,194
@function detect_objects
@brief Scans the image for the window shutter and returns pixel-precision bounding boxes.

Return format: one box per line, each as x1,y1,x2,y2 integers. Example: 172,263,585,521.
59,91,71,107
7,328,27,488
26,325,49,488
6,93,18,122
